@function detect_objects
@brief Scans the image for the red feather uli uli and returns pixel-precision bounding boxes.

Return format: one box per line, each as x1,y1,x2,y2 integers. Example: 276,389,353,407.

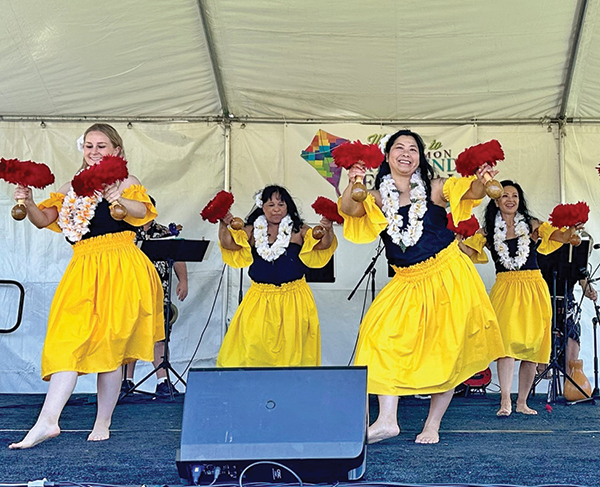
455,139,505,177
447,213,479,238
72,155,129,197
200,191,235,223
311,196,344,224
549,202,590,228
332,141,384,170
0,158,55,188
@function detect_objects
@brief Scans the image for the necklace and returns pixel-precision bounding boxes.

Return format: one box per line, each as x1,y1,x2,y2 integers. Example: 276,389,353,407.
379,171,428,251
253,214,293,262
57,187,101,243
493,212,530,270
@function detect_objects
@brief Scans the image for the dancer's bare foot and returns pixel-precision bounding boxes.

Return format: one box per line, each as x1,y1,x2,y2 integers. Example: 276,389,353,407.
367,420,400,444
415,425,439,444
496,398,512,417
88,422,110,442
515,403,537,415
9,422,60,449
496,406,512,416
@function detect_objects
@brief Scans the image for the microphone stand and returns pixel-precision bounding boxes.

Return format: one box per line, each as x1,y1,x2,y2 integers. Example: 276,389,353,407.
348,241,385,301
592,304,600,398
346,240,385,366
583,260,600,399
238,268,244,305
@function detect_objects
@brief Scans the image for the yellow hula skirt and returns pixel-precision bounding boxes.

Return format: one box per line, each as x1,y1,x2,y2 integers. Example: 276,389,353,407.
489,269,551,363
217,277,321,367
355,241,505,396
41,231,165,380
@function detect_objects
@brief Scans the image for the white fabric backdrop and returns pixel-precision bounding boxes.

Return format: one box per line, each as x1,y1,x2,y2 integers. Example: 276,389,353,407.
2,121,599,393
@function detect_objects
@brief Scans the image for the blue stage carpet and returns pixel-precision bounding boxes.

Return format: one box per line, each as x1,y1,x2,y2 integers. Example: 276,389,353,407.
0,392,598,486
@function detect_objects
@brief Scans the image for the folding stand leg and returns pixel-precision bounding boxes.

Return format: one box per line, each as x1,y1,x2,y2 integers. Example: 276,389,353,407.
531,275,592,404
120,259,186,401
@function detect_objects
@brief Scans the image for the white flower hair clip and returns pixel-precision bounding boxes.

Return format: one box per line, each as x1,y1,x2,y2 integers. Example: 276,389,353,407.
254,190,264,209
378,134,391,154
77,134,85,152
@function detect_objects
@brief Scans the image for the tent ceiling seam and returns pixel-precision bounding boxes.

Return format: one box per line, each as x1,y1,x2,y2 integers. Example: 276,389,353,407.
0,116,585,126
196,0,229,117
559,0,590,119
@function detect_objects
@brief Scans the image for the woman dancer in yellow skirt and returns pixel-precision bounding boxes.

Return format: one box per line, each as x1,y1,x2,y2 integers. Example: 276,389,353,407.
340,129,505,444
463,181,575,416
217,185,337,367
9,124,164,449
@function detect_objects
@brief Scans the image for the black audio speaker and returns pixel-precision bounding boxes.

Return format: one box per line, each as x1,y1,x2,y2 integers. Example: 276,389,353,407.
176,366,367,484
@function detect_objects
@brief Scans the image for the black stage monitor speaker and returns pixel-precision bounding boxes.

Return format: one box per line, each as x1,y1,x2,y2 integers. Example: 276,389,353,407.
176,366,367,485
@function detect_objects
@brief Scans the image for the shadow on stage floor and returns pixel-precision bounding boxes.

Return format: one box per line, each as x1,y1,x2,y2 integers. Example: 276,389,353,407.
0,391,598,487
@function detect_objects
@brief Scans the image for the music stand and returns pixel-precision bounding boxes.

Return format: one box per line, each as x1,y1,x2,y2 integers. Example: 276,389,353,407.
121,238,209,400
534,240,592,403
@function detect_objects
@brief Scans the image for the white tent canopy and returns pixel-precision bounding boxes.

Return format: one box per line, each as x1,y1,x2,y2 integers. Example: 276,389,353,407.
3,1,600,393
2,0,600,122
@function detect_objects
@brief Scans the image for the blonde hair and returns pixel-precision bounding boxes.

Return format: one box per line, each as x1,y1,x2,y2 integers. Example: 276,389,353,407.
80,123,125,169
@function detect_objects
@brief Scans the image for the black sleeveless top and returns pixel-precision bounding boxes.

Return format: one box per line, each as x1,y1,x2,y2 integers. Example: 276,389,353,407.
69,199,137,245
248,243,308,285
381,202,455,268
489,237,539,273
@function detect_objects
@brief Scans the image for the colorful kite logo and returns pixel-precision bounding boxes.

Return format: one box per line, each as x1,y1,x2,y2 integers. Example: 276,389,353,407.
301,129,349,196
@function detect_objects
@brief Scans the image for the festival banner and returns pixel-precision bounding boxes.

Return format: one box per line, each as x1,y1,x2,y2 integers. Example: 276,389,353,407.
283,124,477,220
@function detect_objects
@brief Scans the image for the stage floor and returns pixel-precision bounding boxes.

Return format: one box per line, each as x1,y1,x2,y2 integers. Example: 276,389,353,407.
0,391,599,486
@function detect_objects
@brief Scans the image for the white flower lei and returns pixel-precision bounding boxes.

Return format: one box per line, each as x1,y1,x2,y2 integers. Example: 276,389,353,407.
380,171,428,251
57,187,101,243
493,212,530,270
253,214,293,262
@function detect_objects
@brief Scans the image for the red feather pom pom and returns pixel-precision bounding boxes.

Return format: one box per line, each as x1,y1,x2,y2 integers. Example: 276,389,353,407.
72,155,129,197
455,139,505,177
447,213,480,238
549,202,590,228
332,141,383,170
200,190,235,223
0,158,55,188
311,196,344,224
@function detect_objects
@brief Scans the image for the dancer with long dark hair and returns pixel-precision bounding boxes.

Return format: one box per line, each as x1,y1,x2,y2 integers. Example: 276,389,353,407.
464,180,576,415
340,129,505,444
217,185,337,367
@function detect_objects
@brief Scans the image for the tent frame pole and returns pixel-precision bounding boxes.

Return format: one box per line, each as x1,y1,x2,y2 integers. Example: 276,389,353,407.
559,0,590,119
558,120,566,204
221,121,232,341
196,0,230,117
